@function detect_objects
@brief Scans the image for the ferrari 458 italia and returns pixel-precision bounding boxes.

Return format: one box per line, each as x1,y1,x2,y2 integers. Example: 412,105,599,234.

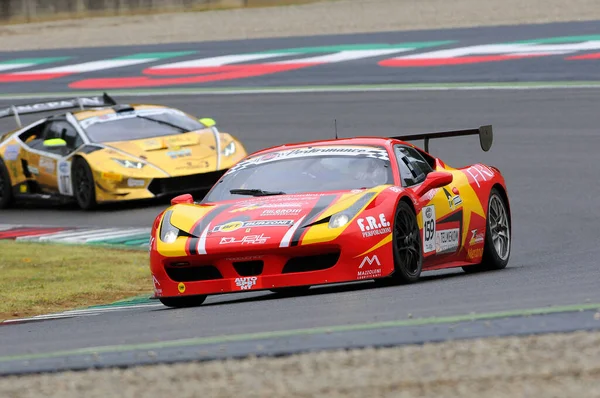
149,125,511,308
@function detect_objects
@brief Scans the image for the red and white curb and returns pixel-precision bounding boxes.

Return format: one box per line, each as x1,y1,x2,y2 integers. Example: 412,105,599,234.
0,224,151,247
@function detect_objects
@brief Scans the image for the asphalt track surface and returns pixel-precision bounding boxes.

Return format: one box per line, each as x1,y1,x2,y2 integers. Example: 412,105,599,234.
1,88,600,374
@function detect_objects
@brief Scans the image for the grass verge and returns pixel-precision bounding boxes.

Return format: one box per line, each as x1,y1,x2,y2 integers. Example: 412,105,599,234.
0,241,152,321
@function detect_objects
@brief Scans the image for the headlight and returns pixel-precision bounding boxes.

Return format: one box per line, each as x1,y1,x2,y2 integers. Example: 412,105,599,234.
160,211,180,244
327,192,377,229
112,158,145,169
329,213,350,229
221,141,236,157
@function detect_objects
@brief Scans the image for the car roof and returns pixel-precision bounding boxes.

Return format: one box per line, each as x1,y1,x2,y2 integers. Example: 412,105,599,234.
71,104,171,121
247,136,416,158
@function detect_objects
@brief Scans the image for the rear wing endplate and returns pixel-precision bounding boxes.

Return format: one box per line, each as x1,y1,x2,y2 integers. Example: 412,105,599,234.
392,125,493,152
0,92,117,128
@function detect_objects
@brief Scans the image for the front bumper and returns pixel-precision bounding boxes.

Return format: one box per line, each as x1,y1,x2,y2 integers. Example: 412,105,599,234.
150,243,395,298
95,169,226,203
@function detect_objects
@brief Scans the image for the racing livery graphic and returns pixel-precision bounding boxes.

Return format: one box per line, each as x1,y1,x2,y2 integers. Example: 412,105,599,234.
149,125,512,308
0,93,247,209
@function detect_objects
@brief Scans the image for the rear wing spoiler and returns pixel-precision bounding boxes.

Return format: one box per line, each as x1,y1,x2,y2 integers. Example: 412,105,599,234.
0,92,117,128
392,125,493,152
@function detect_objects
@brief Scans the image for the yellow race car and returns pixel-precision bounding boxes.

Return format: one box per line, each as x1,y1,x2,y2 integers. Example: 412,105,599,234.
0,94,247,210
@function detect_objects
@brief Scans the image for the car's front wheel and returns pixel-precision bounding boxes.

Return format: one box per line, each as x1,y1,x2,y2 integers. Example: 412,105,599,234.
463,188,511,273
71,157,97,210
159,295,207,308
0,158,13,209
390,200,423,284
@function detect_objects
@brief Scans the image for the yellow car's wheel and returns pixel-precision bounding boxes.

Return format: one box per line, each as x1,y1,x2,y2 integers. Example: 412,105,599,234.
72,157,97,210
0,158,13,209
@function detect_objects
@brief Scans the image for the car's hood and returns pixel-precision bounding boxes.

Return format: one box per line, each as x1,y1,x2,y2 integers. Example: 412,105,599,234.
104,130,219,176
168,188,384,251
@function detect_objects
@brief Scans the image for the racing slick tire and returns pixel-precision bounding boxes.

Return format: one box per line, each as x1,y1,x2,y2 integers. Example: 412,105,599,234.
0,158,13,209
389,200,423,284
463,188,511,273
72,157,97,210
270,286,311,296
159,294,207,308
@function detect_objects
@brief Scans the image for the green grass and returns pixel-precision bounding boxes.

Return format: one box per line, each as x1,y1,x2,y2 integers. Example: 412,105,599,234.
0,241,152,321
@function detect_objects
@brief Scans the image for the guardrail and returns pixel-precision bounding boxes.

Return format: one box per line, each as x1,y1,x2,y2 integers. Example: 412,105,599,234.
0,0,309,23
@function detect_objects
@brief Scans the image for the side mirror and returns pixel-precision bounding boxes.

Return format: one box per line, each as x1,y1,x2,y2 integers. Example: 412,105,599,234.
171,194,194,206
199,118,216,128
414,171,453,197
43,138,67,148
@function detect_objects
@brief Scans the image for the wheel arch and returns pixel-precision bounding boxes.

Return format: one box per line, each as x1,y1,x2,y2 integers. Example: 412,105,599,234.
491,183,511,227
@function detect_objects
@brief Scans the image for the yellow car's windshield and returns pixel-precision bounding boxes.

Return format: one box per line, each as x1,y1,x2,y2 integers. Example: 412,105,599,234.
80,109,206,143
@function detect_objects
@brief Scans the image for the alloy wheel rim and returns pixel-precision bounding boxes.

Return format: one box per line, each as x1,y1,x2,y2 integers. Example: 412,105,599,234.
489,195,510,261
394,207,421,275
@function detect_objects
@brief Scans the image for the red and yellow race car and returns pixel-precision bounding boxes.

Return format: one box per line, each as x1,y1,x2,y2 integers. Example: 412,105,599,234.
149,126,511,308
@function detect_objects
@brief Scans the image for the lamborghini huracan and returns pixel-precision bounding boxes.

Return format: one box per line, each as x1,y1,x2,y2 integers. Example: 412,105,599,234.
0,93,247,210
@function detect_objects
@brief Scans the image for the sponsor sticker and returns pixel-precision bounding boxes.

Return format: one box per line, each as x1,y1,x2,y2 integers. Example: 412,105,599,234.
466,164,495,188
388,186,402,193
39,157,55,173
79,108,186,128
436,228,460,254
442,187,463,209
178,282,186,293
234,276,260,290
152,275,162,296
167,148,192,159
261,209,302,216
422,205,436,253
469,229,485,245
4,145,19,161
357,255,382,279
228,145,390,173
212,219,294,233
467,247,484,260
220,234,270,245
57,160,73,196
356,213,392,238
231,202,304,213
175,160,209,170
27,165,39,175
127,178,145,187
226,255,264,261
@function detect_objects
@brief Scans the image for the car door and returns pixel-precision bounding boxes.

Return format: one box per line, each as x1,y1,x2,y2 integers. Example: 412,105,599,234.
393,144,465,267
19,118,83,195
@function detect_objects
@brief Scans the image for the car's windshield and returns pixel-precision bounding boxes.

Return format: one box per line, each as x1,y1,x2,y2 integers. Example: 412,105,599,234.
203,145,393,202
79,108,206,143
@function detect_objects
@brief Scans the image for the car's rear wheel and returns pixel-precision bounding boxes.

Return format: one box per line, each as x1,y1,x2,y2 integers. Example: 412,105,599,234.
0,158,13,209
72,157,97,210
463,188,511,273
270,286,311,296
390,200,423,284
159,295,207,308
